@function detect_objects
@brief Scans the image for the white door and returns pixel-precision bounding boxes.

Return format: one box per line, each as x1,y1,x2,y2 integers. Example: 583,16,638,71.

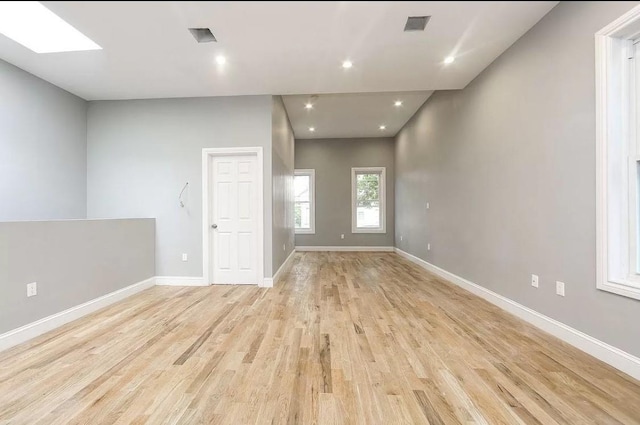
210,154,258,284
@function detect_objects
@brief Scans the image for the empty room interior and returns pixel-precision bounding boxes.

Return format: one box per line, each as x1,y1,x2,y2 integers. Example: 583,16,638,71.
2,1,640,423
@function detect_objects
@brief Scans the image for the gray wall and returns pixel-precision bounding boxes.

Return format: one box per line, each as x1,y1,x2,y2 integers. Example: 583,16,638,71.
295,138,395,247
86,96,274,278
271,96,295,273
0,219,155,333
395,1,640,357
0,59,87,221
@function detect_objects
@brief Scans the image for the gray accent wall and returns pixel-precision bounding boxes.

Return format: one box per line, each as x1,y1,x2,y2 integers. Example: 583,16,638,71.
86,96,274,278
271,96,295,274
295,138,395,247
395,1,640,357
0,59,87,221
0,219,155,333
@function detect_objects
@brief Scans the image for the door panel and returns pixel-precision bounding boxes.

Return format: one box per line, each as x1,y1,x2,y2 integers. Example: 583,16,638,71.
238,181,251,219
238,232,253,270
218,232,232,270
210,154,258,284
217,181,232,220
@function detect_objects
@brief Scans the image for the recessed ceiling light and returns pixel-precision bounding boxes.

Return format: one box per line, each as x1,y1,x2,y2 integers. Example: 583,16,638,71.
309,127,315,132
342,60,353,69
215,55,227,65
379,125,386,130
304,103,313,109
444,56,455,64
0,1,101,53
394,101,403,107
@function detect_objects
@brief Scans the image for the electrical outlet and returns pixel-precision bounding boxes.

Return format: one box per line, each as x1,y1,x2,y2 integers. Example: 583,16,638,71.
531,274,539,288
182,253,188,262
283,244,286,251
27,282,37,297
426,202,430,210
427,243,431,251
400,235,403,241
556,281,565,297
341,234,344,239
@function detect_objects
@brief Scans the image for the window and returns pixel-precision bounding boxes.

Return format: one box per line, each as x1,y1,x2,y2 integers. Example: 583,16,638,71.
596,6,640,300
294,169,315,234
352,167,386,233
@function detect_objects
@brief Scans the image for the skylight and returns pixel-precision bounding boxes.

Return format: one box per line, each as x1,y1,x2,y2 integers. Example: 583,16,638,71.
0,1,101,53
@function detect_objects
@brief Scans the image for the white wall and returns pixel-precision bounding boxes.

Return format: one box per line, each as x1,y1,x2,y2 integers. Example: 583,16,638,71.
86,96,274,278
271,96,295,273
0,59,87,221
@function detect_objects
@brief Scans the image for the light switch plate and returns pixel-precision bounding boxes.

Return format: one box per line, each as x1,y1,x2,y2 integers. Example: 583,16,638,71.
531,274,539,288
556,281,565,297
182,253,188,262
27,282,37,297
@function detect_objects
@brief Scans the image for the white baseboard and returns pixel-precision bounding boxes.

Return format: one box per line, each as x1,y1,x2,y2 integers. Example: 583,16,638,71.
155,276,207,286
394,248,640,381
262,249,297,288
158,273,278,288
0,277,155,353
295,246,394,252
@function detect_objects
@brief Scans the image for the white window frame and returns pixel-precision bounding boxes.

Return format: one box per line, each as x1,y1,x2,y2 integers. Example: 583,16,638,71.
596,5,640,300
294,169,315,234
351,167,386,234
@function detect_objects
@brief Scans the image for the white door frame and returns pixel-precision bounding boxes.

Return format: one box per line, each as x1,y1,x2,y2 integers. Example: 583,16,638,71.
202,147,264,285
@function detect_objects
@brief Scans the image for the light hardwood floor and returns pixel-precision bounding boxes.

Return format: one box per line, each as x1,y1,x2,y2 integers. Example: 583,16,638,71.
1,252,640,424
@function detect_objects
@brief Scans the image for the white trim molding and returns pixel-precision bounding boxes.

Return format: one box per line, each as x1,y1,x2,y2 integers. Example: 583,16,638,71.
596,5,640,300
155,276,206,286
202,147,264,286
394,248,640,381
296,246,394,252
351,167,386,234
262,249,297,288
0,277,155,353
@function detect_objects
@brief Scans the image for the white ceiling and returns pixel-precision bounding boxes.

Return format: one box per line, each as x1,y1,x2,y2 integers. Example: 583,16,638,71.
284,91,433,139
0,1,557,101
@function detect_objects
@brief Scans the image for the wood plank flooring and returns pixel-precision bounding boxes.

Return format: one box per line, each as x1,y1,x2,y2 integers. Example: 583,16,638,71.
1,252,639,424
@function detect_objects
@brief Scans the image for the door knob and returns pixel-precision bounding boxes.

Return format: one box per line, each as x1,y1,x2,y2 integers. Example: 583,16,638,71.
211,224,218,229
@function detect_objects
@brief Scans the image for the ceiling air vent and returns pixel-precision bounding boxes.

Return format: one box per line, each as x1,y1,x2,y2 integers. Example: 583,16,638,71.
404,16,430,32
188,28,217,43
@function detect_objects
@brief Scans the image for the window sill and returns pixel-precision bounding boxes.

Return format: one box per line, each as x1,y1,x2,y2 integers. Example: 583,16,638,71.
352,228,386,234
295,230,315,235
597,280,640,301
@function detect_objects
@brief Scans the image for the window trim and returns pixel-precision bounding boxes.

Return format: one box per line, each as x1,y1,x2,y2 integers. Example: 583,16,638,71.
596,5,640,300
351,167,386,234
294,169,315,234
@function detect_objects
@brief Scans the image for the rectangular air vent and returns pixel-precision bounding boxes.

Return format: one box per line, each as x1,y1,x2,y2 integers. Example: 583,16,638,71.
404,16,430,32
188,28,217,43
